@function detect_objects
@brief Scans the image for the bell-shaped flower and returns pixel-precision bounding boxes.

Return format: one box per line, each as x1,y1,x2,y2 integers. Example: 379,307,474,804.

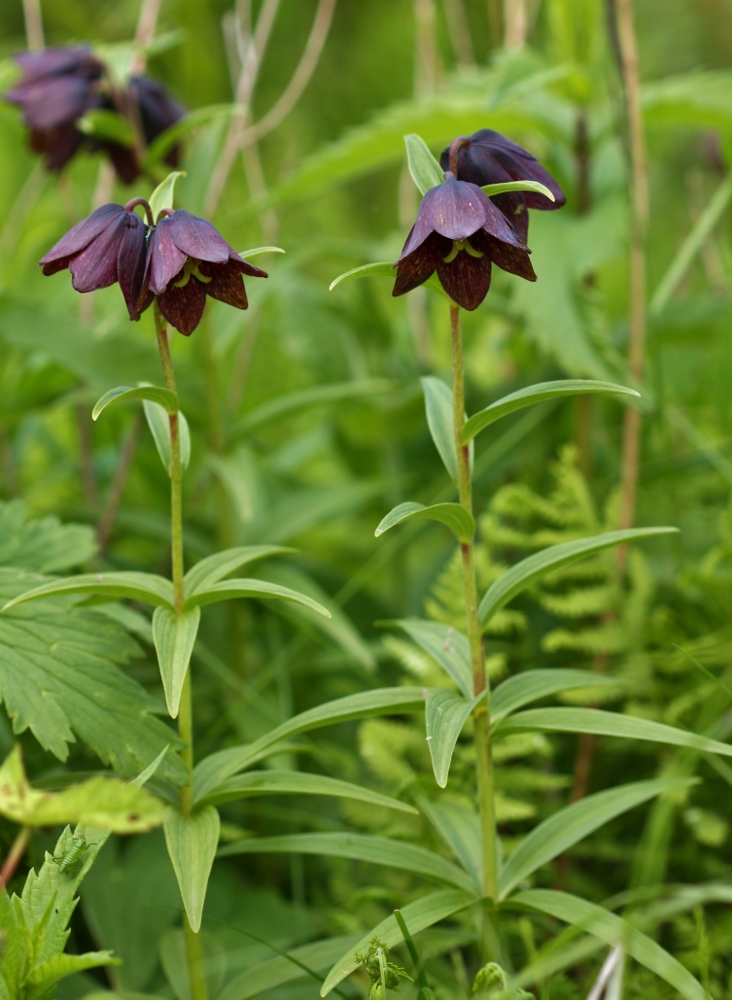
106,75,185,185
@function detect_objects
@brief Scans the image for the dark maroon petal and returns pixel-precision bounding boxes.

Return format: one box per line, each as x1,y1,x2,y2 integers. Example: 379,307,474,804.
169,209,230,263
157,276,207,336
9,76,101,130
116,212,149,317
14,47,99,83
420,176,487,241
148,218,188,295
105,143,141,185
479,194,527,247
39,203,124,272
227,253,268,279
474,230,536,282
491,192,529,244
392,231,447,297
69,212,130,292
198,260,248,308
436,249,492,311
129,75,185,144
33,125,85,172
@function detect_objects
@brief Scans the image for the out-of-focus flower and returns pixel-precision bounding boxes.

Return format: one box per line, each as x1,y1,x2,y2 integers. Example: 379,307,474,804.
145,210,267,335
392,173,535,311
440,129,566,243
39,202,150,318
106,75,185,185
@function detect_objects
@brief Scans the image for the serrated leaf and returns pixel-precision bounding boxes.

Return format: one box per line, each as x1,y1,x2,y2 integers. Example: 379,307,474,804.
0,501,96,573
481,179,556,201
164,805,219,932
389,619,472,698
182,578,331,617
426,690,485,788
421,377,458,481
479,528,678,627
26,951,120,1000
152,607,201,718
143,399,191,475
0,745,165,831
184,545,290,595
328,261,447,298
219,832,476,892
149,170,186,221
2,570,175,612
490,669,625,724
405,133,444,195
462,380,640,444
375,502,475,543
92,385,178,421
499,777,696,898
0,569,185,782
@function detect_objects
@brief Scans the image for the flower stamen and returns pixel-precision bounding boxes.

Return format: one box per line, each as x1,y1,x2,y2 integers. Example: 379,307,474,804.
443,239,484,264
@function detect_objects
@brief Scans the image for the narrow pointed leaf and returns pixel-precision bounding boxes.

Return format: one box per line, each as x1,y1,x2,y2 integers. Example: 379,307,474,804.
92,385,178,421
218,935,359,1000
426,689,485,788
152,606,201,718
238,245,285,259
415,793,481,885
499,777,696,898
143,399,191,475
479,528,678,628
405,133,444,195
236,379,395,434
390,619,472,698
509,889,708,1000
321,890,474,996
182,578,331,617
462,380,639,444
329,261,447,298
375,502,474,543
482,179,556,201
2,571,175,611
219,832,477,892
495,707,732,758
200,770,417,814
149,170,186,220
491,669,625,724
184,545,291,595
164,804,219,933
422,377,458,481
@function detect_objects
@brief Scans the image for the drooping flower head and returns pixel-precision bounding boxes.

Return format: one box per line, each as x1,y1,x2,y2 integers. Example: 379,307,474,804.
439,129,565,243
104,76,186,185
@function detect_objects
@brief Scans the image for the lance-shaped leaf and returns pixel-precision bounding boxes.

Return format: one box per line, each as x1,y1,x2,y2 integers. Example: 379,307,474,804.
182,578,331,617
2,571,175,612
164,804,220,933
238,245,286,259
405,133,444,195
422,377,458,481
193,687,427,801
389,619,472,698
479,528,678,628
509,889,708,1000
426,690,485,788
375,502,475,543
481,179,556,201
183,545,291,595
143,399,191,475
152,606,201,718
92,385,178,421
219,832,477,893
499,776,696,899
201,770,416,814
462,380,639,445
329,262,447,298
149,169,186,220
495,707,732,758
320,890,475,996
490,669,625,724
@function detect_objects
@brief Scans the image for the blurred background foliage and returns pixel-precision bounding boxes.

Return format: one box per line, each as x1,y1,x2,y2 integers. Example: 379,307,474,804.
2,0,732,996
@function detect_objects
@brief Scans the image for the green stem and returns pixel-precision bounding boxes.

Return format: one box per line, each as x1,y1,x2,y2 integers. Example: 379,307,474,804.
450,304,498,915
154,304,208,1000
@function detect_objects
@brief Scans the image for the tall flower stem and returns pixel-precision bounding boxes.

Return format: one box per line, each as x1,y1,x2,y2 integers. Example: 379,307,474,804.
154,304,208,1000
450,304,498,919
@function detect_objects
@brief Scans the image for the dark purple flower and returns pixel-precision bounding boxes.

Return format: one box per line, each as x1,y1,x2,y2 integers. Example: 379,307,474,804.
145,209,267,335
440,129,566,243
39,203,149,318
392,174,536,311
105,75,185,185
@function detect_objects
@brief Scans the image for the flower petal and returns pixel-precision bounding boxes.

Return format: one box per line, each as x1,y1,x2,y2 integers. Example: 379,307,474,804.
392,231,447,297
198,260,248,308
420,176,487,241
40,203,124,274
474,230,536,282
157,276,207,335
116,212,149,317
479,194,527,246
148,218,188,295
9,74,100,130
491,191,529,244
69,213,129,292
436,249,492,311
30,125,84,173
169,209,231,263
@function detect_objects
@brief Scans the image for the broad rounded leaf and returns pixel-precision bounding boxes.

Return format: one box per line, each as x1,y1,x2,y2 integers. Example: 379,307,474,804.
92,385,178,421
375,501,475,543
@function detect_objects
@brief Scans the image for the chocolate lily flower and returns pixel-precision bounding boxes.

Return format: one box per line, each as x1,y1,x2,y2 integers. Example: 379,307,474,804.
440,129,566,243
146,210,267,335
106,75,185,185
392,174,536,311
39,202,149,318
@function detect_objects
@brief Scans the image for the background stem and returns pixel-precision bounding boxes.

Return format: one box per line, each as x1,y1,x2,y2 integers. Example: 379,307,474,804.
0,826,30,889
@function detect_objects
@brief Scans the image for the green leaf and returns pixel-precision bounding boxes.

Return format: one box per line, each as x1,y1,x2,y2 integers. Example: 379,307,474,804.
481,179,556,201
77,107,135,146
26,952,120,1000
422,377,458,481
149,170,186,221
320,890,474,996
426,690,485,788
152,607,201,719
92,385,178,421
2,571,175,612
462,380,639,444
509,889,709,1000
0,745,165,832
144,103,247,167
219,832,477,892
143,399,191,475
193,687,427,802
479,528,678,627
182,578,331,617
495,707,732,759
0,500,96,572
404,133,444,195
235,378,396,434
375,502,475,543
415,795,481,886
200,770,417,813
164,805,220,933
238,245,286,259
328,261,448,298
499,777,696,899
389,619,472,698
491,669,625,724
183,545,291,595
